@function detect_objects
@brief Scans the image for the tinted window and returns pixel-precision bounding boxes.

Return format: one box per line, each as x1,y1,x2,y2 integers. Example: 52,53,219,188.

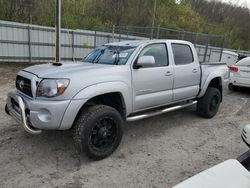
172,44,194,65
139,43,168,67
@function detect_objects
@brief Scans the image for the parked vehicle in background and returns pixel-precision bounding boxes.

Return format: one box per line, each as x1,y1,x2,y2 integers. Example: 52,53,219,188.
221,50,239,67
173,125,250,188
238,54,248,61
5,40,228,160
228,57,250,91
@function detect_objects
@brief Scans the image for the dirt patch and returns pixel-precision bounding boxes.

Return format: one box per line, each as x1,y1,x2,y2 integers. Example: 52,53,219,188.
0,63,249,188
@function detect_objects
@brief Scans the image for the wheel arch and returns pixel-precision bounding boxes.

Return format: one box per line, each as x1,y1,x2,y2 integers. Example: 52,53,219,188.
207,77,223,101
60,82,131,130
76,92,127,119
198,76,223,101
73,81,131,113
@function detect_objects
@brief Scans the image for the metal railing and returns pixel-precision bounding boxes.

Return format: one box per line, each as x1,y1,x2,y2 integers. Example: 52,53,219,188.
112,25,225,63
0,20,143,63
1,20,250,63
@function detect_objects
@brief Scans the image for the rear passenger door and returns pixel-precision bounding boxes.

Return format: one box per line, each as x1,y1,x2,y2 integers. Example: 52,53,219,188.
171,43,201,101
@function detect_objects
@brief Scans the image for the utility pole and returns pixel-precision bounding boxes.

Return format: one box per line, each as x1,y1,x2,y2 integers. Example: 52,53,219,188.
55,0,61,63
151,0,157,39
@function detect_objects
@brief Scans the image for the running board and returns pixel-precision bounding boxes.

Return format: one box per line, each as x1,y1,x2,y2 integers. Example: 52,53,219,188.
126,100,197,122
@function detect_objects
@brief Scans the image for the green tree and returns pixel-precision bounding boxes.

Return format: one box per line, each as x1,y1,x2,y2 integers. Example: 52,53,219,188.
156,1,202,32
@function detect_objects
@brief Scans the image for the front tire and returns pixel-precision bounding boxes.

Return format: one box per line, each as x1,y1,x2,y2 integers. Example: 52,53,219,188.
73,105,123,160
197,87,221,118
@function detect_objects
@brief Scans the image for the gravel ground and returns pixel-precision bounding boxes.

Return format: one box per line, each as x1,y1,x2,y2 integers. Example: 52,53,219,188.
0,63,249,188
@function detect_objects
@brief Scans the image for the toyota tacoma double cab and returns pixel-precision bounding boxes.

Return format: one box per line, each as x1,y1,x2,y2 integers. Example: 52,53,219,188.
6,40,228,160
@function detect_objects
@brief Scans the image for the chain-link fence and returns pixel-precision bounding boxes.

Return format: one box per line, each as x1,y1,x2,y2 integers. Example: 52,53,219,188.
1,20,250,63
0,21,144,63
110,26,226,62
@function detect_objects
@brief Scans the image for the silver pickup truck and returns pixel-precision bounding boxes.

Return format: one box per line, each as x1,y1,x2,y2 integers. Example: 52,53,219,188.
5,40,228,160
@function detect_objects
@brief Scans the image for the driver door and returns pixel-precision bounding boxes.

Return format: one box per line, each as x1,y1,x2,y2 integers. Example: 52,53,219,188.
132,43,174,111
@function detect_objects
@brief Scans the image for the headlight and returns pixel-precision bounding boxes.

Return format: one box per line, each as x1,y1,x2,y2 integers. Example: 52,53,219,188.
36,79,70,98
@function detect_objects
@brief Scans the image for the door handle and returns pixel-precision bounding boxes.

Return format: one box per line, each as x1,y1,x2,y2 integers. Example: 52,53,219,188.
165,71,173,76
192,69,198,73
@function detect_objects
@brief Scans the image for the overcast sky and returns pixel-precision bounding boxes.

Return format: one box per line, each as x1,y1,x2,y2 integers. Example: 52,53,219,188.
219,0,250,8
175,0,250,8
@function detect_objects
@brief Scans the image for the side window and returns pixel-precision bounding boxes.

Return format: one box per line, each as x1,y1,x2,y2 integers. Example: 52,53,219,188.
138,43,168,67
172,44,194,65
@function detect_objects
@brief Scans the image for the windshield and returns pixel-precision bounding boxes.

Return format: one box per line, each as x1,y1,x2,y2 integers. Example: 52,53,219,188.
83,45,136,65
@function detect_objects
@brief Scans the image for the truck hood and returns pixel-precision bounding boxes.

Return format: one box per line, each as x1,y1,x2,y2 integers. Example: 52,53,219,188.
23,62,115,78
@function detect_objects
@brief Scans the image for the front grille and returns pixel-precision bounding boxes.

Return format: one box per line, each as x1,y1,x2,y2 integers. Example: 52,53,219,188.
16,75,32,97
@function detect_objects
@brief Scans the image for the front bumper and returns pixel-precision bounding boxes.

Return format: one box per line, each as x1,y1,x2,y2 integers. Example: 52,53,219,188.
6,90,71,134
6,91,41,134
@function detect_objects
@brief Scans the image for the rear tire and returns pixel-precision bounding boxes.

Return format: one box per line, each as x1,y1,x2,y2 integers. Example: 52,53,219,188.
197,87,221,118
73,105,123,160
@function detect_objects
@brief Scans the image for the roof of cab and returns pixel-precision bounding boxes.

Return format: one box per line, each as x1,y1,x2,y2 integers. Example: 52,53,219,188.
105,39,191,47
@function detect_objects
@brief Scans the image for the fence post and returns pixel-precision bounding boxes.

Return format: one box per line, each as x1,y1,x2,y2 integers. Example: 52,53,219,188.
126,27,129,39
107,35,110,43
156,25,160,39
119,33,121,42
94,31,97,48
27,25,32,63
71,30,74,61
203,35,209,62
195,33,198,44
181,30,185,40
112,25,115,42
219,36,225,62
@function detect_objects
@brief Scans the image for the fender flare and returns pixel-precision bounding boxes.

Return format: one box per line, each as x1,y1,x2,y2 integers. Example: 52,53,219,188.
73,81,132,115
197,72,223,98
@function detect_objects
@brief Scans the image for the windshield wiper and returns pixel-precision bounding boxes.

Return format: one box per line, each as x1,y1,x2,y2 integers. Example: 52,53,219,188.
93,49,105,64
113,50,120,65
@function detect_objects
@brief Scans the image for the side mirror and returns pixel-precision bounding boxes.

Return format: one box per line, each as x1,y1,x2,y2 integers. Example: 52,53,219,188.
242,125,250,147
134,56,155,69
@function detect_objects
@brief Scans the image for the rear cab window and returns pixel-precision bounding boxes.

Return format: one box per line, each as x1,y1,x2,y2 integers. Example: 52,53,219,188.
171,43,194,65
